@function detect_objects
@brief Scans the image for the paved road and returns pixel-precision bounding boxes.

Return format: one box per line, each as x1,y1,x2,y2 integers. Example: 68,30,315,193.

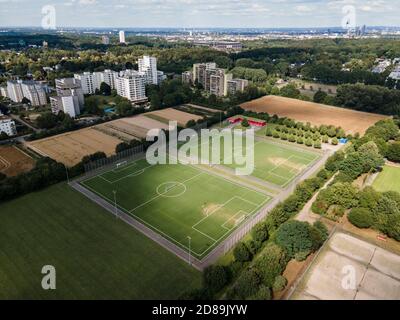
9,114,42,133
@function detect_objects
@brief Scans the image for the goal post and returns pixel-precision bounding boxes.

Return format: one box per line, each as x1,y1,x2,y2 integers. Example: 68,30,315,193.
116,161,128,169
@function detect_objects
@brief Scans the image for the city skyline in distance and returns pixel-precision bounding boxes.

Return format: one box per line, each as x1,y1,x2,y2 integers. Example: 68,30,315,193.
0,0,400,29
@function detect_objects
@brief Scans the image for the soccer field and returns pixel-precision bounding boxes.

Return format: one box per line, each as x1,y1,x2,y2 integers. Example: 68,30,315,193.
182,135,321,188
81,160,270,260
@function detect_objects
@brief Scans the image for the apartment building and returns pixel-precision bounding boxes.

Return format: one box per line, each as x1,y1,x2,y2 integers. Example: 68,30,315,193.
226,78,249,95
182,71,193,84
0,86,9,98
115,70,147,103
138,55,158,85
389,65,400,81
74,70,119,94
51,78,84,117
0,116,17,136
102,35,110,45
6,80,47,106
193,62,217,87
209,69,232,96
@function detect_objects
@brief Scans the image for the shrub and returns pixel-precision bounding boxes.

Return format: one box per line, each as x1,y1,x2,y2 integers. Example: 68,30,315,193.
253,243,287,287
252,222,269,243
249,285,272,300
297,137,304,144
313,221,329,241
276,221,315,258
314,140,322,149
242,118,250,128
348,208,374,229
305,138,313,147
387,142,400,162
331,137,339,145
233,242,252,262
228,269,261,299
203,265,228,294
294,251,309,262
272,275,287,292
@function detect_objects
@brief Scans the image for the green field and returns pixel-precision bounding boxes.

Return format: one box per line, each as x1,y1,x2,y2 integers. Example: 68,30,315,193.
372,165,400,193
183,135,320,188
0,183,200,299
81,160,270,259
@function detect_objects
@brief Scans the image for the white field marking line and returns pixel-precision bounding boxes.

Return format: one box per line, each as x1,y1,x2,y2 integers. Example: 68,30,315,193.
192,194,263,241
80,180,207,257
0,156,11,170
221,210,250,230
196,196,271,257
112,161,137,173
192,226,219,243
102,164,154,184
168,152,269,198
129,171,204,213
256,136,322,156
235,196,262,207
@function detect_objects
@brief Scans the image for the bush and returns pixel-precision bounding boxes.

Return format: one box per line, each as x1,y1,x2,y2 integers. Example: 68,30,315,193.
249,285,271,300
305,138,313,147
276,221,315,258
296,137,304,144
252,222,269,243
294,251,310,262
228,269,260,299
272,275,287,292
233,242,252,262
314,140,322,149
331,137,339,145
203,265,228,294
387,142,400,162
348,208,374,229
313,221,329,241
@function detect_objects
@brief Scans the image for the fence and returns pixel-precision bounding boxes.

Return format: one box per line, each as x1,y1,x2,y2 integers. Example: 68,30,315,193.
83,144,145,174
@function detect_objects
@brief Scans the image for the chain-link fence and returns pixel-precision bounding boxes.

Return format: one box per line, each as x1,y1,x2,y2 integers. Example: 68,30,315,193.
83,144,145,174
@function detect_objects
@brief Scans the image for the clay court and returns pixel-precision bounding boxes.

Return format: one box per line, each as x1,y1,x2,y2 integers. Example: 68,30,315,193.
0,146,35,176
241,96,388,135
292,232,400,300
146,108,203,126
27,128,122,167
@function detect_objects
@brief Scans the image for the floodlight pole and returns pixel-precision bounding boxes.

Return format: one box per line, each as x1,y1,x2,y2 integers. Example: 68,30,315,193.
113,190,118,219
187,236,192,266
64,164,70,184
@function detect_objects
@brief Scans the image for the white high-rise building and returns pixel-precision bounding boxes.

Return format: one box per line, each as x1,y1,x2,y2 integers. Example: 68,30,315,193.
101,35,110,45
138,55,158,85
52,78,84,117
74,72,96,95
7,81,24,103
74,70,119,94
6,80,47,106
119,30,126,44
21,82,47,106
116,70,147,103
0,116,17,136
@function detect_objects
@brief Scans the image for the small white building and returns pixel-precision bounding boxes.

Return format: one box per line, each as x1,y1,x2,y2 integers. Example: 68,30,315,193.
0,116,17,136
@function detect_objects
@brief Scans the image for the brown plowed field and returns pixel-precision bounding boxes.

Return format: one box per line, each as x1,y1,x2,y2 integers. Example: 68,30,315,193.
27,128,122,167
0,146,35,176
146,108,203,126
241,96,388,135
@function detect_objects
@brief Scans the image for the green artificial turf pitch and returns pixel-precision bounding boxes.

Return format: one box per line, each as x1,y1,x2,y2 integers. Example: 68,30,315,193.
81,160,270,260
182,134,321,188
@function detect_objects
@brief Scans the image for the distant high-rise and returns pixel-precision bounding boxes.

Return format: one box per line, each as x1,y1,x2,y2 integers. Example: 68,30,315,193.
102,35,110,45
119,30,126,44
6,80,47,106
138,55,158,85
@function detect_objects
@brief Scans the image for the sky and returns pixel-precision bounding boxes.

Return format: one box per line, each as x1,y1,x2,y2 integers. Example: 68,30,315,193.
0,0,399,29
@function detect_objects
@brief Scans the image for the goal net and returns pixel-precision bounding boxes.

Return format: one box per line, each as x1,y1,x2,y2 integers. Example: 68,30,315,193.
116,161,128,169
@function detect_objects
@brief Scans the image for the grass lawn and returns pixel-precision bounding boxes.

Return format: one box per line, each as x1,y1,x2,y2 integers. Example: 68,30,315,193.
81,160,270,260
372,165,400,194
0,183,201,300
